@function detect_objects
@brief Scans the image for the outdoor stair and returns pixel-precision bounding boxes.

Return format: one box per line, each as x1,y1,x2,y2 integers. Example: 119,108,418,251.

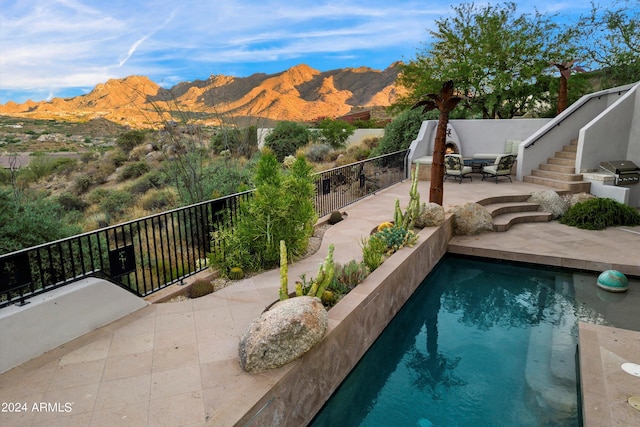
523,139,591,193
478,195,553,232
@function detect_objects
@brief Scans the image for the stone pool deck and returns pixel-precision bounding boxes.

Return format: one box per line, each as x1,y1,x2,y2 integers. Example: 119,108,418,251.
0,178,639,426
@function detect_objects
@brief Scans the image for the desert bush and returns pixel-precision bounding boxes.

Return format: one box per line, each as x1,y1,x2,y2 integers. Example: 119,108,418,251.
303,143,332,162
560,197,640,230
371,108,424,156
211,126,258,158
139,188,178,211
264,121,311,162
316,118,356,148
346,143,371,161
119,161,150,181
88,188,134,218
108,150,129,167
116,130,146,153
74,174,94,194
56,192,88,212
0,189,82,255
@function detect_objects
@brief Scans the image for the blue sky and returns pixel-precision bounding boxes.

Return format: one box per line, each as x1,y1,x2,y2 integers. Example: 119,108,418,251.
0,0,594,104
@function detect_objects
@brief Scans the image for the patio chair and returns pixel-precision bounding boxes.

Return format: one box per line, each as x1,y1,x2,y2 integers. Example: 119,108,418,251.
444,154,472,183
482,154,516,183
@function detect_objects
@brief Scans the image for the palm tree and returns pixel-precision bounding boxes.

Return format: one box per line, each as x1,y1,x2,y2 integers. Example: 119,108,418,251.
411,81,462,205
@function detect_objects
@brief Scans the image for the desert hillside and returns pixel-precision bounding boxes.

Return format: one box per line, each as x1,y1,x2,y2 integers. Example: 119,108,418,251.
0,63,404,128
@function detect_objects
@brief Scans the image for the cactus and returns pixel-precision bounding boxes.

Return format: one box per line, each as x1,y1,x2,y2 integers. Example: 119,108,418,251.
307,244,335,298
377,221,394,232
328,210,343,225
279,240,289,301
393,165,425,230
188,279,214,298
228,266,245,280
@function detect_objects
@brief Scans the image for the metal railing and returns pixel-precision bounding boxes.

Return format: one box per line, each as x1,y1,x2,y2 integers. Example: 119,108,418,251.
0,150,408,308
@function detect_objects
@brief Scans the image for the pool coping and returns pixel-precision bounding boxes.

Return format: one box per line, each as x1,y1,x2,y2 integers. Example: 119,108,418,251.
236,217,453,425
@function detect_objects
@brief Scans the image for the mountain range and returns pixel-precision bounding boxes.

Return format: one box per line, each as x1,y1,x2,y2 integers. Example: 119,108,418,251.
0,63,405,128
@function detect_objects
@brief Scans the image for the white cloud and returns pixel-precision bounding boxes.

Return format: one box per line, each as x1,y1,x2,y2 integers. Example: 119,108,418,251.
0,0,595,103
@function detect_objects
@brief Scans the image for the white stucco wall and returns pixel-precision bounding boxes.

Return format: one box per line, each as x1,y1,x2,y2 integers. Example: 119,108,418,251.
408,118,550,163
0,278,148,373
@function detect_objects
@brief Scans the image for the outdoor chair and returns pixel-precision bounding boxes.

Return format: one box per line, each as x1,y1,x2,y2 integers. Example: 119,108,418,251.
482,154,516,183
444,154,472,183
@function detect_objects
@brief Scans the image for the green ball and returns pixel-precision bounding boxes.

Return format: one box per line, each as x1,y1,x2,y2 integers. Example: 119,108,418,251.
596,270,629,293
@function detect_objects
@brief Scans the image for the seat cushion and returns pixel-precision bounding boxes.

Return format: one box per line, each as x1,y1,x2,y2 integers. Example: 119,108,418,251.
413,156,433,165
472,153,501,161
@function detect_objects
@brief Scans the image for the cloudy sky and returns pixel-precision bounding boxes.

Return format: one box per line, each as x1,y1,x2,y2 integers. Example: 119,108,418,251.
0,0,593,104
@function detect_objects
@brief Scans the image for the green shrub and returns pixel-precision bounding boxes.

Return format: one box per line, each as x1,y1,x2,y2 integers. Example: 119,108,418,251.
56,192,88,212
116,130,146,153
188,279,214,298
560,197,640,230
119,161,150,181
88,189,134,217
264,121,311,161
139,188,177,211
109,150,129,167
304,143,332,162
74,174,94,194
371,108,425,156
209,150,317,273
0,189,81,255
316,118,356,148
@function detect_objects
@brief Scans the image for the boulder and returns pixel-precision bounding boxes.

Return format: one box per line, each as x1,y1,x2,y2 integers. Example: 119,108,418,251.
238,296,328,373
565,192,596,207
450,202,493,235
415,202,445,228
527,190,568,219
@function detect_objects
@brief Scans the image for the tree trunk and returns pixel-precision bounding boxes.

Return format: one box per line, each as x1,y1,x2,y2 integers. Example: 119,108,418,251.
557,75,569,115
429,111,449,205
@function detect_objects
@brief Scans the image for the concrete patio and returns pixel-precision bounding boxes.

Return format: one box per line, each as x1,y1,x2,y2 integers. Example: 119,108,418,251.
0,178,638,426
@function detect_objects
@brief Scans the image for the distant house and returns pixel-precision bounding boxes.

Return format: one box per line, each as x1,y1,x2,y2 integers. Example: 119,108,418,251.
336,106,391,126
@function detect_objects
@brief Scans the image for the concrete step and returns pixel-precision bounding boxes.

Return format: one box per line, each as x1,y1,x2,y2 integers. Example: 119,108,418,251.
485,201,540,217
523,175,591,193
492,211,553,232
539,163,576,174
476,194,531,206
555,150,577,159
547,157,576,167
531,169,584,182
477,196,554,232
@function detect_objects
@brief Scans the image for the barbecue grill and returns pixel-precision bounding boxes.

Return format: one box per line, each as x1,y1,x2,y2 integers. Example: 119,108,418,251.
599,160,640,186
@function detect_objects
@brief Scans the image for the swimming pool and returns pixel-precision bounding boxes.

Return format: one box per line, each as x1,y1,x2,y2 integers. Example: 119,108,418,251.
311,255,614,426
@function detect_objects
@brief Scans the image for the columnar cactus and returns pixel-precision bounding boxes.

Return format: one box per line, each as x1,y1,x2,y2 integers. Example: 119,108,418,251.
308,244,335,298
279,240,289,301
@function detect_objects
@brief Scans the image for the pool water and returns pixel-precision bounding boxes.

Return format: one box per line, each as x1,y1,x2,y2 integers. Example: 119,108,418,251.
311,255,611,427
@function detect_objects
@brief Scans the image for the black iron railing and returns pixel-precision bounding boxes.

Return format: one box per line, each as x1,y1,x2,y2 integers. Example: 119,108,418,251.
0,150,408,307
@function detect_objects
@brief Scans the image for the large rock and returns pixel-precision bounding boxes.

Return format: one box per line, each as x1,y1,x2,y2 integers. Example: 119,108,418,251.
527,190,569,219
565,192,596,207
450,202,493,235
239,296,328,373
415,202,445,228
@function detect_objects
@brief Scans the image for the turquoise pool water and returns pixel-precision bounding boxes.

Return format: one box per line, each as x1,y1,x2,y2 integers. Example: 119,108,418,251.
311,255,613,427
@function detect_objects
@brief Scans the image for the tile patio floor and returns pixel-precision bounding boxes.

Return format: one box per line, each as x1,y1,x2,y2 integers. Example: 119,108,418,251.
0,178,639,426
